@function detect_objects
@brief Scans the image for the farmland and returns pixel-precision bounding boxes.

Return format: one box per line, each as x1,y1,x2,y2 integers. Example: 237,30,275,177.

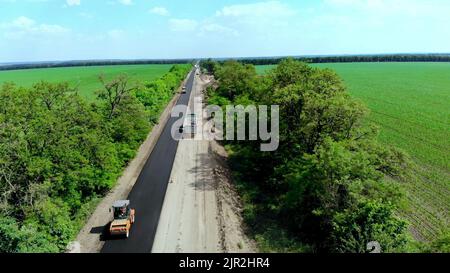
0,64,173,100
257,62,450,241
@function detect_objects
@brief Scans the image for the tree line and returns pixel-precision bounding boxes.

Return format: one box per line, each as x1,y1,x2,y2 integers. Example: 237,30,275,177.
202,58,449,253
6,53,448,72
0,64,191,252
201,54,450,67
0,60,194,71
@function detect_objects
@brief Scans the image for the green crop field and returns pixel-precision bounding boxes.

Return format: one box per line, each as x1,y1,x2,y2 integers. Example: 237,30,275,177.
258,62,450,241
0,64,173,100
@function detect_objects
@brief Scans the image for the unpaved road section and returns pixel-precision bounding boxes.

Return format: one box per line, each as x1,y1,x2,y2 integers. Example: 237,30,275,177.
152,73,256,253
74,71,194,253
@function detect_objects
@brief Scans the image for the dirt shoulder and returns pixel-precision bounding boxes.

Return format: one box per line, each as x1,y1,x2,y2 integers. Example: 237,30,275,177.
72,73,191,253
211,140,257,252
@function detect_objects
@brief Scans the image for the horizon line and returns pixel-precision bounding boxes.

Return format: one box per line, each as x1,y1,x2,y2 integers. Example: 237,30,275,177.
2,52,450,66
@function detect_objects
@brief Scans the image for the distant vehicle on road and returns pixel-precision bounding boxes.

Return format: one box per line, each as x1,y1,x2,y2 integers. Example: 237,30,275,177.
188,113,196,126
181,86,187,94
179,114,197,137
109,200,135,238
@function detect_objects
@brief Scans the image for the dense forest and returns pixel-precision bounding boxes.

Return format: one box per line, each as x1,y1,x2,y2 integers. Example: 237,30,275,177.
203,54,450,66
201,59,449,253
0,64,191,252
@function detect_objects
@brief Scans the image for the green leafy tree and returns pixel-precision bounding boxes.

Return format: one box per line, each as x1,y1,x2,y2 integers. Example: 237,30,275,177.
0,65,192,252
331,200,408,253
208,59,410,253
97,74,137,120
0,215,21,253
215,60,257,100
200,58,218,74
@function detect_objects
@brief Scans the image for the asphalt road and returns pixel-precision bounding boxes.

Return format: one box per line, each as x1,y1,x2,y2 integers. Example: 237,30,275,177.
101,69,195,253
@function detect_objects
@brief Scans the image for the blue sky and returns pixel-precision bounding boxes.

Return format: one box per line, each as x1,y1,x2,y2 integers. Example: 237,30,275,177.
1,0,449,62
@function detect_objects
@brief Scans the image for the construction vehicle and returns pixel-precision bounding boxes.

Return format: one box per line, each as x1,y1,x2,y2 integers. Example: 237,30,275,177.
109,200,135,238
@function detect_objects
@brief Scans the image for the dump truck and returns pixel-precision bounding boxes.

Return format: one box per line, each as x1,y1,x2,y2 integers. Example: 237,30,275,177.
109,200,135,238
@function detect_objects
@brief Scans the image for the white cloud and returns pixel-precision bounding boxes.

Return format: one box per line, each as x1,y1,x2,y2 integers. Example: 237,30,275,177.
79,12,93,19
11,16,35,28
66,0,80,6
169,19,198,32
164,1,296,43
323,0,448,16
325,0,361,5
198,24,239,36
210,1,296,35
2,0,52,3
149,7,169,16
1,16,69,39
215,1,295,18
39,24,69,34
108,29,124,39
118,0,132,5
317,0,450,35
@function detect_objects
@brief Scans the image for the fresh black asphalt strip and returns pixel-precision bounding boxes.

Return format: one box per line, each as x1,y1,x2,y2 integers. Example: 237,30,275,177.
101,70,195,253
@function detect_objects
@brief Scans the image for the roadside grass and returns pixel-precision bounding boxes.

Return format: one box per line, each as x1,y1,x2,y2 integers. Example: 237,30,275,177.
257,62,450,241
0,64,173,100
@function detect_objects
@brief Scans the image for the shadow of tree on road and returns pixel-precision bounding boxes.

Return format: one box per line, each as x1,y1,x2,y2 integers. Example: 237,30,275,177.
186,142,218,192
